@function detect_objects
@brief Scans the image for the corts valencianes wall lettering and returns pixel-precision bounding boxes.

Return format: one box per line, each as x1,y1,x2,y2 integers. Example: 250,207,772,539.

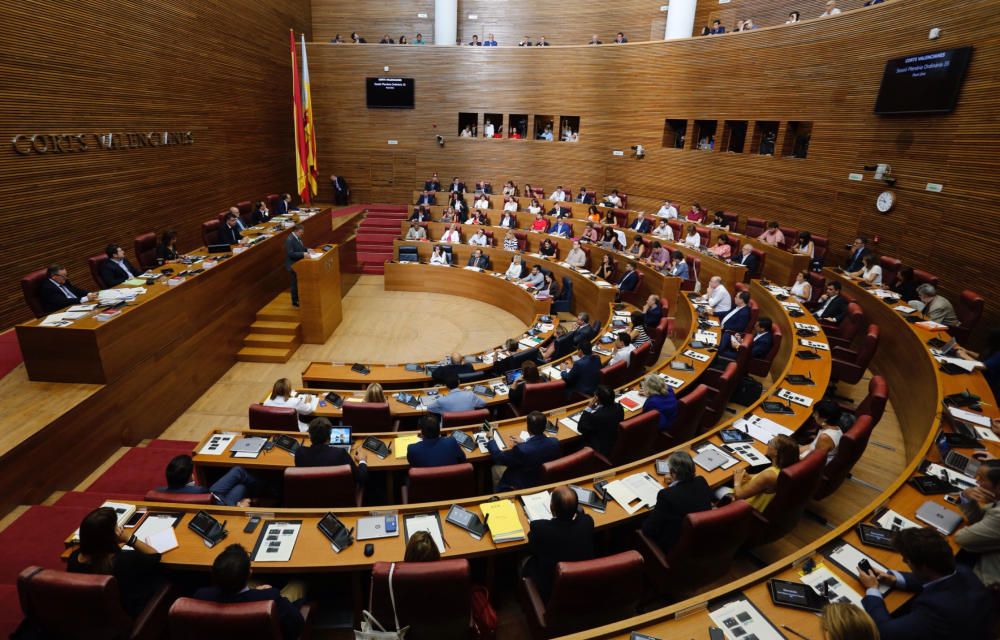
11,131,194,156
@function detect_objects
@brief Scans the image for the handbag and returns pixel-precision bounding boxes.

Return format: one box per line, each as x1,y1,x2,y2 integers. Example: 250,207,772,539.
355,563,409,640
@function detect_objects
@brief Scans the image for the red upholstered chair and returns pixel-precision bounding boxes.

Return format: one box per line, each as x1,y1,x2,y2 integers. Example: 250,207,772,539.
814,414,877,500
879,256,902,291
748,323,782,378
722,212,739,231
168,597,313,640
134,232,158,271
216,210,230,225
671,384,708,441
912,268,939,287
619,193,629,209
703,334,752,389
806,272,826,305
88,254,111,289
613,209,629,227
667,220,684,240
850,375,889,425
236,200,252,223
266,193,281,210
778,227,798,251
201,219,221,247
284,465,362,507
694,226,711,248
514,231,528,251
539,447,608,484
952,289,985,344
722,235,740,256
21,268,48,318
832,324,880,386
145,489,212,505
825,302,865,349
516,380,567,415
402,463,476,503
624,341,651,382
746,450,826,547
441,409,489,428
248,403,298,432
370,560,472,638
521,551,643,638
18,565,174,640
600,359,629,390
744,218,766,238
746,298,759,333
635,500,754,596
482,229,495,246
680,256,701,292
700,362,739,432
812,234,829,264
342,402,398,433
647,317,673,365
748,247,766,280
596,410,658,467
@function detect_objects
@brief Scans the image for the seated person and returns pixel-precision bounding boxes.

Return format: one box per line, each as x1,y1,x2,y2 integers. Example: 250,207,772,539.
954,330,1000,401
814,280,849,323
99,244,141,286
571,312,597,347
156,454,259,507
793,231,815,258
641,451,713,552
586,205,602,223
505,253,526,278
407,414,467,467
647,241,670,270
251,201,271,224
527,198,543,215
790,270,813,302
501,180,517,197
404,530,441,562
608,331,636,367
525,486,596,600
656,200,678,219
626,236,647,260
703,276,733,315
218,213,243,246
565,241,588,268
891,266,919,302
193,544,305,640
576,187,594,203
683,224,702,248
425,373,486,414
156,229,181,263
537,273,559,298
405,222,427,240
641,374,677,432
709,234,732,259
503,230,520,252
629,212,652,233
629,310,651,346
651,220,674,240
856,527,994,639
669,250,690,280
410,205,431,222
439,223,461,243
727,435,798,511
719,317,773,361
39,264,90,313
499,209,517,228
520,265,545,288
488,411,560,490
644,294,663,328
416,190,435,205
540,326,574,362
603,189,622,208
617,261,639,292
548,204,571,220
549,186,567,202
598,227,620,251
954,460,1000,588
710,211,728,228
539,238,557,257
68,507,164,618
502,196,518,213
560,341,602,396
719,290,751,333
759,221,784,247
577,385,624,457
800,400,844,463
467,249,491,269
431,351,474,383
733,243,758,273
844,237,867,272
429,245,450,265
295,418,368,486
916,284,958,326
550,218,573,238
819,603,879,640
473,193,490,210
424,173,441,191
263,377,316,431
468,229,489,246
508,360,542,406
465,210,488,225
530,213,549,232
686,203,706,222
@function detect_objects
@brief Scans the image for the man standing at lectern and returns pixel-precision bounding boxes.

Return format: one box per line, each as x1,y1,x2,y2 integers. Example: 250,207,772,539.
330,174,349,206
285,223,306,307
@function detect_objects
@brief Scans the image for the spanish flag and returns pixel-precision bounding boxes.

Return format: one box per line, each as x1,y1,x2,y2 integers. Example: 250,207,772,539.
289,30,309,203
300,34,319,198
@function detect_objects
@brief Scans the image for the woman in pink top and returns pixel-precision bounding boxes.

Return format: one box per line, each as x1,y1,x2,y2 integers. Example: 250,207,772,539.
579,222,600,243
709,234,733,259
759,221,785,247
686,203,706,222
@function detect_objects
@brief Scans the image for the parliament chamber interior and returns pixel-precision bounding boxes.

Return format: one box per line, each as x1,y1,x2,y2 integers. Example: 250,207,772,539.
2,0,999,638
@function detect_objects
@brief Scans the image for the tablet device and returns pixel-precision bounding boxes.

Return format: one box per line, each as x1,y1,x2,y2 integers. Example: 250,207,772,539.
857,523,897,550
767,579,827,613
351,363,371,375
188,510,227,546
362,436,390,458
318,512,353,550
720,428,754,444
505,369,524,385
472,384,495,398
324,392,344,408
446,504,486,538
272,435,301,454
669,360,694,371
451,430,476,452
654,459,670,475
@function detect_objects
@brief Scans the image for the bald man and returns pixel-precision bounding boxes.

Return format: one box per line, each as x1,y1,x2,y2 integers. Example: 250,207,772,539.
430,351,474,384
229,206,247,232
704,276,732,315
525,486,596,600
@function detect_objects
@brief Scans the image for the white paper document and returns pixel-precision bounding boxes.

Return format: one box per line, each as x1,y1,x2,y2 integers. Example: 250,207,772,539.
924,462,976,489
798,339,829,351
936,356,977,372
874,509,921,532
777,388,814,407
948,406,992,428
404,514,446,554
142,525,179,554
604,472,662,515
726,442,770,466
730,415,794,444
800,566,864,607
707,596,785,640
520,491,553,522
253,521,301,562
826,542,891,595
558,412,582,434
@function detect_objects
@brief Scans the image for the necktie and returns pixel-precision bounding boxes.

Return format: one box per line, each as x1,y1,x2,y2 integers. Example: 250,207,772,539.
119,261,135,278
58,283,74,298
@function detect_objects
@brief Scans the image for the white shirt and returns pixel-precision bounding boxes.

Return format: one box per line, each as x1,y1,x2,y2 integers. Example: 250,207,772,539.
505,261,523,278
460,129,472,137
549,190,566,202
263,395,316,432
821,8,841,16
605,194,622,207
720,304,743,328
657,205,678,219
469,233,488,246
503,200,518,212
791,280,811,301
474,198,489,210
405,227,426,240
609,344,636,367
113,259,136,279
684,232,701,248
707,285,732,314
652,224,674,241
862,265,883,285
566,248,587,268
484,123,495,137
801,427,842,463
522,271,544,287
440,230,460,243
499,214,515,228
430,252,449,265
528,205,542,214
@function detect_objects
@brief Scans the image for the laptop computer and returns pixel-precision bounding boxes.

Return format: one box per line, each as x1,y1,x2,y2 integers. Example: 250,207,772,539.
504,369,523,385
329,427,352,449
916,501,964,536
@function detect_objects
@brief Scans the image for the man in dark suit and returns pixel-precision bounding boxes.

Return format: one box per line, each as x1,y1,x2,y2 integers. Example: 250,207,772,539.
561,341,602,396
844,236,867,272
274,193,294,216
424,173,441,191
467,249,491,270
227,206,248,232
410,206,431,222
415,190,436,206
858,527,994,640
285,223,306,306
575,187,594,204
526,486,595,600
719,318,774,361
218,213,243,246
448,177,466,193
39,264,90,313
550,219,573,238
629,212,652,234
642,451,713,552
194,544,305,640
431,351,474,384
488,411,560,490
814,280,849,323
732,243,759,274
720,291,752,334
295,418,368,485
576,385,624,458
571,312,596,347
99,244,141,287
156,454,258,507
330,174,349,206
407,415,467,468
548,203,571,219
617,262,639,293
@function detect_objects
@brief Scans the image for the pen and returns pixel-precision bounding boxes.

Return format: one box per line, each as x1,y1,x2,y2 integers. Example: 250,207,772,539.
220,520,228,533
781,624,810,640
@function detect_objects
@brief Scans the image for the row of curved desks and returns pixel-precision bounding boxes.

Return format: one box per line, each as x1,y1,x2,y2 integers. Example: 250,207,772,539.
574,269,998,639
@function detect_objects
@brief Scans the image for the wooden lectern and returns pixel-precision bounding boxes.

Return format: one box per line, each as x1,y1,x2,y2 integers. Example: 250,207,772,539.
294,245,343,343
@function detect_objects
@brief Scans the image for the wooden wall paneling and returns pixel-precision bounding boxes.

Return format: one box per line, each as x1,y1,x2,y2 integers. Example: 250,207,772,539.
308,0,1000,335
0,0,312,330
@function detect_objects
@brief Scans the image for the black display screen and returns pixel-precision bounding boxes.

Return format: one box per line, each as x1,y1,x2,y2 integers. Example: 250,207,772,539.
366,77,415,109
874,47,972,115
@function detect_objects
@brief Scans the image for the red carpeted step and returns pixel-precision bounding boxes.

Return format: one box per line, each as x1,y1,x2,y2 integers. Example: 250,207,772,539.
146,439,198,451
0,585,22,639
54,491,145,509
84,447,182,496
357,232,398,242
361,221,405,230
365,210,408,218
357,252,393,263
0,506,93,584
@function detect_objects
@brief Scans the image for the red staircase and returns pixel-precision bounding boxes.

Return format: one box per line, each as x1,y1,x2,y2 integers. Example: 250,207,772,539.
356,205,408,275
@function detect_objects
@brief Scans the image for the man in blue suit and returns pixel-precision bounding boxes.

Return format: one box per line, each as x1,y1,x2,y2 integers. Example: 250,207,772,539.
284,223,306,306
617,262,639,293
629,212,652,234
487,411,560,490
561,341,602,396
550,219,573,238
718,318,773,361
98,244,141,287
407,415,468,467
274,193,295,216
719,291,752,334
415,190,436,205
424,374,486,414
844,236,867,272
858,527,993,640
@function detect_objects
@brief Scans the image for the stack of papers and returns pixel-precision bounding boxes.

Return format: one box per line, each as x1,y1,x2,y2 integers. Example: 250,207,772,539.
558,411,583,434
936,356,977,372
874,509,920,531
603,473,662,515
134,513,181,553
395,434,420,459
616,389,645,412
777,388,814,407
479,499,525,543
198,433,236,456
730,415,794,444
98,288,145,303
694,331,718,345
520,490,553,522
